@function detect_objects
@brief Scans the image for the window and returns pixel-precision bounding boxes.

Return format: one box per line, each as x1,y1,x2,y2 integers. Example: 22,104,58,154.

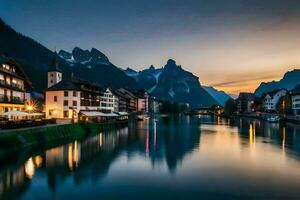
50,74,54,77
64,111,68,118
64,91,68,97
73,101,77,106
64,100,68,106
73,91,77,97
54,96,57,102
50,80,53,83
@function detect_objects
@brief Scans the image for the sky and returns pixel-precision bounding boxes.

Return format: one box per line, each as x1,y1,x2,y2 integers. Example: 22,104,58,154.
1,0,300,94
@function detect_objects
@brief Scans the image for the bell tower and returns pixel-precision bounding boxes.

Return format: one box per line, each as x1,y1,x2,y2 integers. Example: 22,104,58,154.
48,51,62,88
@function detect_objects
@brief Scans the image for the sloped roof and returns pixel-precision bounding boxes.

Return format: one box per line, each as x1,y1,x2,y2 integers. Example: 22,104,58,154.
48,52,62,72
292,84,300,95
0,54,32,88
262,88,287,98
46,76,103,94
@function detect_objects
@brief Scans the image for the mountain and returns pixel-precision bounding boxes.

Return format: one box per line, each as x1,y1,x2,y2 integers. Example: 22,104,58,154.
0,18,138,91
125,59,217,107
0,18,72,91
203,86,232,106
255,69,300,96
58,47,109,66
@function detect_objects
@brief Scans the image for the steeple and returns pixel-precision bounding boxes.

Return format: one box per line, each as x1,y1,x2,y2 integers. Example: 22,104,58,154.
48,51,62,72
47,50,63,88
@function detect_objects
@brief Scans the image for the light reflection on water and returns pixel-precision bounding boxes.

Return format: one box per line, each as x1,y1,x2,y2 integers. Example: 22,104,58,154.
1,115,300,199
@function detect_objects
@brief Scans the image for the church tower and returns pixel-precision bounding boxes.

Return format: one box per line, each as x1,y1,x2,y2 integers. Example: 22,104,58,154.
48,51,62,88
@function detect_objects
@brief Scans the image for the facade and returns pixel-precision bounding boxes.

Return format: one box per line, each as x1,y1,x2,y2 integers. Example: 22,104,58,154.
137,92,150,113
45,77,102,119
115,88,137,112
291,85,300,116
236,92,254,113
0,55,31,114
100,88,119,113
263,89,287,111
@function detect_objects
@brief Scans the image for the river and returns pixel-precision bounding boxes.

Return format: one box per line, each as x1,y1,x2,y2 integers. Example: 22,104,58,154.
1,115,300,199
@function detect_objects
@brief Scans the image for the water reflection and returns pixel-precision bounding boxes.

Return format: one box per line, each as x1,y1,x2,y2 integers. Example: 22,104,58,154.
1,115,300,199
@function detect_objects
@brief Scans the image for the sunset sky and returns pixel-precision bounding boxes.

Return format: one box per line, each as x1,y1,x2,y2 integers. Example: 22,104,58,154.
1,0,300,94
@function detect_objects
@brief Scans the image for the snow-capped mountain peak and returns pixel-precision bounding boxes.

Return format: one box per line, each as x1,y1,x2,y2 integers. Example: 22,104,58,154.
58,47,110,66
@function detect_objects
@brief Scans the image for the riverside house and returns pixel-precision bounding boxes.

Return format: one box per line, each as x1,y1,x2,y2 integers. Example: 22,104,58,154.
137,91,150,113
100,88,119,113
45,54,103,120
236,92,255,113
115,88,138,112
262,89,287,111
0,55,31,114
291,84,300,117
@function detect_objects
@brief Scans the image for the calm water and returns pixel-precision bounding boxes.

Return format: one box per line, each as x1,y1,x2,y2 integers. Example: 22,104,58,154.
1,115,300,199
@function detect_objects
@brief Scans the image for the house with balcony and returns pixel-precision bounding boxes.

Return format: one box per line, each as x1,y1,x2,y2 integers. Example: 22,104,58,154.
100,88,119,113
114,88,138,112
262,89,287,111
291,84,300,116
0,55,31,114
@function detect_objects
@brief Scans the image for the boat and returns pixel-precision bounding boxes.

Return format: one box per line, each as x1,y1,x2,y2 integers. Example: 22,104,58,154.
136,115,144,121
263,111,280,123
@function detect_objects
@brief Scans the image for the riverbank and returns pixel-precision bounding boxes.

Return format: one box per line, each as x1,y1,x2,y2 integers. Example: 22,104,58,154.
0,121,126,161
230,113,300,124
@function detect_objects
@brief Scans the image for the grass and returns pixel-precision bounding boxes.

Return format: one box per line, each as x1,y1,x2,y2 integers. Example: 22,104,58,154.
0,121,118,161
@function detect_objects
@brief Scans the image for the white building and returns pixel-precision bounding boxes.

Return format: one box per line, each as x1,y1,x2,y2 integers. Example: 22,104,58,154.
45,55,102,120
47,52,62,88
263,89,287,111
292,85,300,116
100,88,118,113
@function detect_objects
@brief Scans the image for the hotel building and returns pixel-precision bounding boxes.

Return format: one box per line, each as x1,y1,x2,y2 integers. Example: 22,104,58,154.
0,55,31,114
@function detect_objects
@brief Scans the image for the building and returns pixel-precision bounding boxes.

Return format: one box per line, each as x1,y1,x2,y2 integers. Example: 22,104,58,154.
47,52,62,88
45,56,102,119
262,89,287,111
0,55,31,114
115,88,137,112
236,92,254,113
45,77,103,119
137,91,150,113
291,84,300,116
100,88,119,113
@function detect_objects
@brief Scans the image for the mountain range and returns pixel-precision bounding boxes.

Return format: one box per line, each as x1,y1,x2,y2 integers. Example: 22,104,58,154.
124,60,232,107
0,18,231,107
0,18,138,91
255,69,300,96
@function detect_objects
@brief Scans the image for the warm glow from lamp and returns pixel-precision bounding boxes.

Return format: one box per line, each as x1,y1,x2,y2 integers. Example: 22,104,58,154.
25,100,38,113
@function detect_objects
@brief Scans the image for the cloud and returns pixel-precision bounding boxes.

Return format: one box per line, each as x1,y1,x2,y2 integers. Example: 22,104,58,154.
211,74,278,87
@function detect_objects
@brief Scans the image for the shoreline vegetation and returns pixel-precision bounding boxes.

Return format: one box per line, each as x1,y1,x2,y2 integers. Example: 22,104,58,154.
0,121,126,162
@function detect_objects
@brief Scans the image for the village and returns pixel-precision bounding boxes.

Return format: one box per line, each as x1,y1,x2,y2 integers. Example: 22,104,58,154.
0,53,160,129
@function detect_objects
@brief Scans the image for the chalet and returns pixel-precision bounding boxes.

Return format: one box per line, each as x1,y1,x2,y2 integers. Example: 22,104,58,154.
262,89,287,111
0,55,31,114
100,88,119,113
